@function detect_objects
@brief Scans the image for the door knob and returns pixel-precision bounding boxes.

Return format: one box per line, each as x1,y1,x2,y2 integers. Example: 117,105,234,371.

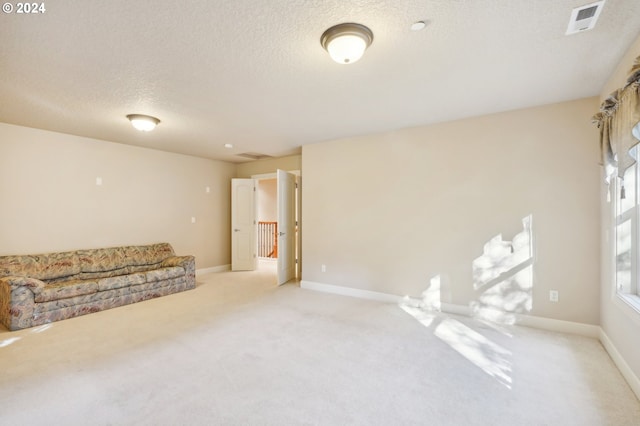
234,229,240,232
279,232,285,236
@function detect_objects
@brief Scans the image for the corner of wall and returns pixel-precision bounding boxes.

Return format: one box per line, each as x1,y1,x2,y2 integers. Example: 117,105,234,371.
598,31,640,402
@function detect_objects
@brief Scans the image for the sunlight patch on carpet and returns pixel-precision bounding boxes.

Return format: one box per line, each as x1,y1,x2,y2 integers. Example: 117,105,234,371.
0,337,21,348
31,324,52,333
434,318,512,389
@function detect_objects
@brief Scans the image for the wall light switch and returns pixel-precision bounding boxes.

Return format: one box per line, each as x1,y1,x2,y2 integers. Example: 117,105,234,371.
321,264,326,273
96,177,103,186
205,186,211,193
191,217,196,224
549,290,559,302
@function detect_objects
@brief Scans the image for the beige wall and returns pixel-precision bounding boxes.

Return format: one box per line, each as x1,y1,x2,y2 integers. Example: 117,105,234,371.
599,33,640,388
302,97,600,325
257,179,277,222
0,123,235,269
236,154,301,178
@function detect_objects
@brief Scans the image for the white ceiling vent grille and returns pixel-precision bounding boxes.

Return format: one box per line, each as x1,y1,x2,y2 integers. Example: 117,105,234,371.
566,1,606,35
236,152,272,160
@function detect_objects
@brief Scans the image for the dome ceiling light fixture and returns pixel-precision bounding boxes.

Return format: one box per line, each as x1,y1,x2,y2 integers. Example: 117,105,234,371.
126,114,160,132
320,23,374,64
410,20,427,31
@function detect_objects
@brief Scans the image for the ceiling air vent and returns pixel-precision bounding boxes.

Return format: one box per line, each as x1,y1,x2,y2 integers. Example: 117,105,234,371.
566,1,606,35
236,152,272,160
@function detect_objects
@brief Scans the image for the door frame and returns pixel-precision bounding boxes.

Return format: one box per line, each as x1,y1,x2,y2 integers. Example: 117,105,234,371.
252,171,301,280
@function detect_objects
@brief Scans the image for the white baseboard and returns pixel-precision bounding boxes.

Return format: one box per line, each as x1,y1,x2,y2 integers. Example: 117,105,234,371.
300,280,599,337
599,329,640,400
513,313,600,337
441,303,472,317
196,264,230,276
300,281,401,303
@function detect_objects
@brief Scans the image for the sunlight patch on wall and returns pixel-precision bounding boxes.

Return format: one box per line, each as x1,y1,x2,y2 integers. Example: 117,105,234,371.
400,275,442,327
402,275,441,310
471,215,534,324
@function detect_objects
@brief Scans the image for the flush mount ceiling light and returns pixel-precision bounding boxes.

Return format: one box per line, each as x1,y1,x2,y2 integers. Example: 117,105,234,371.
320,23,373,64
410,21,427,31
126,114,160,132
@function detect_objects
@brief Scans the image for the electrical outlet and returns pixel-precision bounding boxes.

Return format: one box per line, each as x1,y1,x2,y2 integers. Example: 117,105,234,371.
549,290,559,302
321,264,326,273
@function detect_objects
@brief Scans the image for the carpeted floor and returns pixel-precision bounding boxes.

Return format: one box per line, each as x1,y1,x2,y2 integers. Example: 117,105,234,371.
1,264,639,425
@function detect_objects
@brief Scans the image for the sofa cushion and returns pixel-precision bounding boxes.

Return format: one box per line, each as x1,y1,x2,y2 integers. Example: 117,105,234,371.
146,266,185,282
121,243,175,266
35,280,98,303
34,286,134,314
0,251,80,281
127,264,161,274
77,247,127,273
76,267,131,281
130,276,185,293
76,243,175,275
98,273,146,291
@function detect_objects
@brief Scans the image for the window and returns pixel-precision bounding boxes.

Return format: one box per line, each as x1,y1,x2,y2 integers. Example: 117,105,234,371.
614,147,640,310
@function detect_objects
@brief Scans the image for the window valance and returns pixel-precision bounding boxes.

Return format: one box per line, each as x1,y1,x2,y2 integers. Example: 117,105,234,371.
593,55,640,187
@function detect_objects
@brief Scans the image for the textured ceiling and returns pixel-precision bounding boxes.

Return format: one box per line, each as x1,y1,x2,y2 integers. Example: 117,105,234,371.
1,0,639,162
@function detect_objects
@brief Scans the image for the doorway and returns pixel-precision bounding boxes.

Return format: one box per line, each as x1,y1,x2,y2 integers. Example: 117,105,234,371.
231,170,301,284
256,178,278,259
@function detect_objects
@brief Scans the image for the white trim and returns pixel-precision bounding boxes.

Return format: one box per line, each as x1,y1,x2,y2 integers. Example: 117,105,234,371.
301,280,599,337
252,170,301,180
438,303,599,337
252,172,276,180
600,328,640,400
196,264,230,276
615,294,640,325
441,303,472,317
300,280,401,303
512,312,600,338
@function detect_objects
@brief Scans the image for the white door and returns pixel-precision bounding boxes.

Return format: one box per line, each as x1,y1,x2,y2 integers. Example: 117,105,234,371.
277,169,296,285
296,175,301,278
231,178,256,271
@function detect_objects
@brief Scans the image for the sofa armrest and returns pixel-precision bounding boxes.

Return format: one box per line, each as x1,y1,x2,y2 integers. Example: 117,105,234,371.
0,276,43,330
161,256,191,269
0,276,45,294
160,256,196,288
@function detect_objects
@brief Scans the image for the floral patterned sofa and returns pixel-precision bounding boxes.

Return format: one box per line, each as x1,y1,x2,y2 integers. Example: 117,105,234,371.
0,243,195,331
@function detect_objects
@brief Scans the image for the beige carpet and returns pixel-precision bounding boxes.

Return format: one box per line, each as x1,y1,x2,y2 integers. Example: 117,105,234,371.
1,264,639,425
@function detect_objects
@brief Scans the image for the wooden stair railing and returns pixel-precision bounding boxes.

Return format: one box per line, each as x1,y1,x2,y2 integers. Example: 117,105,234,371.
258,221,278,258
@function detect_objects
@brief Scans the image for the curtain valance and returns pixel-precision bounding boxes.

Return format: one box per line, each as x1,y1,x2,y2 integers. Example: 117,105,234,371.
593,55,640,186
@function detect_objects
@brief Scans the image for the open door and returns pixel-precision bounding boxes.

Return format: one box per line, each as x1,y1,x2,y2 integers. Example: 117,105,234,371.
277,169,296,285
231,178,257,271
